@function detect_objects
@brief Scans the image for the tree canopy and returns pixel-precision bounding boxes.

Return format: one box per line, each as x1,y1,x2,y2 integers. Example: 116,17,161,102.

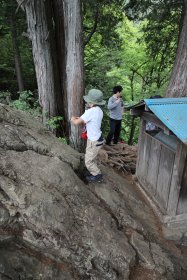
0,0,186,146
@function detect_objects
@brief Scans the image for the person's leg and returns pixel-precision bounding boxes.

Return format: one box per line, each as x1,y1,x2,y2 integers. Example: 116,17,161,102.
113,120,122,144
106,118,116,145
85,139,102,176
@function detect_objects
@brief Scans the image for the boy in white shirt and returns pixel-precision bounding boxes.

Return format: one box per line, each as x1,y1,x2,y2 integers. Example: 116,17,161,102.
71,89,105,183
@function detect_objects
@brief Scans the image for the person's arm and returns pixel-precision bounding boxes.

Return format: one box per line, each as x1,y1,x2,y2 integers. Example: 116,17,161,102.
72,108,91,125
121,99,124,114
71,117,85,125
108,97,120,110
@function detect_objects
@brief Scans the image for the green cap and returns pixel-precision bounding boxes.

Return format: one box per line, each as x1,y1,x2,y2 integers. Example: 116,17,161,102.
83,89,106,105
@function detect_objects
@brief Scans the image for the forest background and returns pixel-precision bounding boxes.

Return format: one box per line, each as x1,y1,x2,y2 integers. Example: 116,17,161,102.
0,0,183,147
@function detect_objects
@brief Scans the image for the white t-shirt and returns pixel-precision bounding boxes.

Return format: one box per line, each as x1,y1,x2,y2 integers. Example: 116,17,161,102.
80,106,103,141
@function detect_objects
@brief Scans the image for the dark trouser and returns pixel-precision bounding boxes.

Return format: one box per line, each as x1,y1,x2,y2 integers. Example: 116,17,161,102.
106,118,122,144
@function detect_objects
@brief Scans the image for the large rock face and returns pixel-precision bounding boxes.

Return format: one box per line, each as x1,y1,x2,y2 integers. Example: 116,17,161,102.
0,103,187,280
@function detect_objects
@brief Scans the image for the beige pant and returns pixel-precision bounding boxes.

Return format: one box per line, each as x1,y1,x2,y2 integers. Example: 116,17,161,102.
85,139,103,176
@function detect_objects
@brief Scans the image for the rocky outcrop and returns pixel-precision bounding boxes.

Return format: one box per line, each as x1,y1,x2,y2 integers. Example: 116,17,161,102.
0,103,186,280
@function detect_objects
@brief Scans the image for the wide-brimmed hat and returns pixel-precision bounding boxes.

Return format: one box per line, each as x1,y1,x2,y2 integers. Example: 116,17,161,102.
83,89,106,105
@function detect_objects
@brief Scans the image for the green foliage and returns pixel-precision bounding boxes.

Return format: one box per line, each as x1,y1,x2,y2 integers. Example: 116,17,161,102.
83,0,125,96
107,17,170,101
0,0,36,92
58,137,67,145
10,90,41,116
83,0,124,48
47,116,64,130
47,116,67,143
0,90,11,104
84,39,119,94
124,0,182,74
121,113,140,144
104,16,176,144
124,0,183,22
0,0,181,146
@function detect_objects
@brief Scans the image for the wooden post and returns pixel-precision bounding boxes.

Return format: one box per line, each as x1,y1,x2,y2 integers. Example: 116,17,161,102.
136,119,146,178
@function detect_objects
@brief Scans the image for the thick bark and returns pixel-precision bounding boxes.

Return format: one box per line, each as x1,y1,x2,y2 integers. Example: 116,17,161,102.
63,0,84,150
17,0,84,150
10,13,24,92
166,0,187,97
17,0,63,124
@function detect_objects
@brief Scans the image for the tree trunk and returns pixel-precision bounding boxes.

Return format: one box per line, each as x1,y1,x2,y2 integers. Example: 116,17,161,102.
17,0,84,150
17,0,63,124
165,0,187,97
10,13,24,92
53,0,84,150
52,0,67,134
63,0,84,150
128,116,136,146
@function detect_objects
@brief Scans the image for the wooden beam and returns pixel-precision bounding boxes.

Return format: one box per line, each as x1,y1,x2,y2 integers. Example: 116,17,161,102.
136,119,146,177
130,108,144,117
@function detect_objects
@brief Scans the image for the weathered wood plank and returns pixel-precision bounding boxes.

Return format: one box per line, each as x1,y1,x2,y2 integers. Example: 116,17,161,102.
177,153,187,214
156,145,175,211
136,119,146,178
167,144,187,216
137,132,152,187
146,137,161,195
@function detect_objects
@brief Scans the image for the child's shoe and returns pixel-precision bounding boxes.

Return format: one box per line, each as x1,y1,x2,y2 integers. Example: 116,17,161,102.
86,174,103,183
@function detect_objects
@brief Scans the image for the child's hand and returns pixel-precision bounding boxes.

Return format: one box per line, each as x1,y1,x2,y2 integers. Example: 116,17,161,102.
71,116,79,121
71,116,82,125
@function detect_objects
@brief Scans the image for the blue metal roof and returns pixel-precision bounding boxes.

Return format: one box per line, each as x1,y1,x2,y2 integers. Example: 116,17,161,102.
144,97,187,144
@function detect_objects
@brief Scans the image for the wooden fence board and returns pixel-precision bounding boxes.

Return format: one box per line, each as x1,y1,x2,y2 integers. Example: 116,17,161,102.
137,133,152,187
146,137,161,194
136,120,145,177
167,144,187,216
177,154,187,214
156,145,175,211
